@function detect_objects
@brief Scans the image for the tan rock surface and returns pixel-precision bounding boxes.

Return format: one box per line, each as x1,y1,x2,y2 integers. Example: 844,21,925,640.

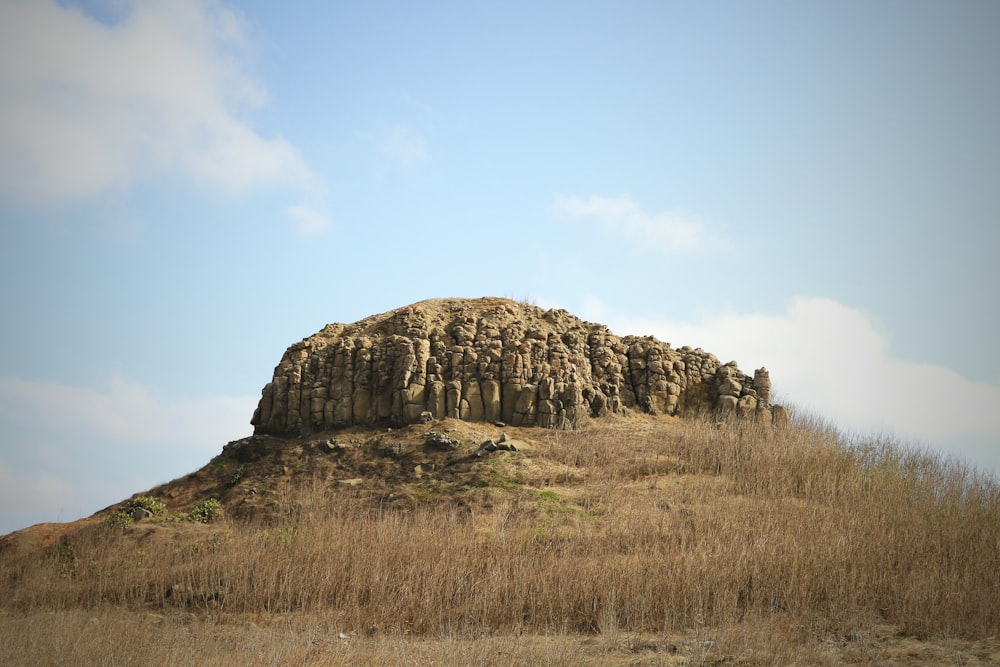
251,297,779,435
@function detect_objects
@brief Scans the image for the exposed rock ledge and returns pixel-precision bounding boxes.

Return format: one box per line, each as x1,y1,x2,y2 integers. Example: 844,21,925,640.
251,297,784,435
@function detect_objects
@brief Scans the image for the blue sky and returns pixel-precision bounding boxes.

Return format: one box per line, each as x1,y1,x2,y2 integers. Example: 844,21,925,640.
1,0,998,534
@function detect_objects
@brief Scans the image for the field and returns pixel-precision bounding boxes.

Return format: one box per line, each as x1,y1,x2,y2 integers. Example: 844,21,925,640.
2,413,998,665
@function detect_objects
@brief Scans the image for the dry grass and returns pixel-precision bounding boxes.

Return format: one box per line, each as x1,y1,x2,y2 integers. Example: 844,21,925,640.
4,608,999,666
2,412,998,664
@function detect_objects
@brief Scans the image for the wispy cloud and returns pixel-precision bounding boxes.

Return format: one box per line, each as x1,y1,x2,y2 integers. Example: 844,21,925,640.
0,0,317,204
378,124,429,166
551,195,723,254
580,296,1000,475
0,373,256,448
286,204,333,237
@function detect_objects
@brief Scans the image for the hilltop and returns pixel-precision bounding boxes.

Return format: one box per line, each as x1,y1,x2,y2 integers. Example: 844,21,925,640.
1,298,998,666
252,296,784,435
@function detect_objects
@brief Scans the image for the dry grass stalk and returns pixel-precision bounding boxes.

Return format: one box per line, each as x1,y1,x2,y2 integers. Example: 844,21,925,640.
2,412,998,664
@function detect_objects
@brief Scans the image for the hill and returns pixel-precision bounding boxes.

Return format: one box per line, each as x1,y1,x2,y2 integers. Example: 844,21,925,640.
1,298,998,665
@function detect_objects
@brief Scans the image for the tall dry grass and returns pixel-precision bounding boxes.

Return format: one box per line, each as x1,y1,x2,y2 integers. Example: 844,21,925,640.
2,412,998,652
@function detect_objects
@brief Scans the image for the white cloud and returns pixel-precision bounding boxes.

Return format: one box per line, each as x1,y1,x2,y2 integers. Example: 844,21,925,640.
0,373,256,448
378,124,428,166
0,373,257,534
581,296,1000,474
286,204,333,237
0,0,316,204
551,194,722,254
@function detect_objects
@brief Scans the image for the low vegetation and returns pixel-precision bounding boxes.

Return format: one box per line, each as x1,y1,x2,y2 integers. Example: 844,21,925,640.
106,495,168,529
187,497,223,524
1,412,998,665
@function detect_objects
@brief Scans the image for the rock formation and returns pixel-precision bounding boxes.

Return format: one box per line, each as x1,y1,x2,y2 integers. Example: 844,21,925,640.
251,297,782,436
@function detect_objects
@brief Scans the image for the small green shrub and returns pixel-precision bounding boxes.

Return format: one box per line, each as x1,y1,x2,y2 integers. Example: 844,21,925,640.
188,498,222,524
56,538,78,578
107,496,167,528
128,496,167,515
228,465,246,487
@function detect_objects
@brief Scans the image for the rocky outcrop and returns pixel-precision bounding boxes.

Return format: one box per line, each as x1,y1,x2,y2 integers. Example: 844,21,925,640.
251,297,781,435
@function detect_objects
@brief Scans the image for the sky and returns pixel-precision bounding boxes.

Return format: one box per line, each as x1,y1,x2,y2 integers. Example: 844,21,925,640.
0,0,998,534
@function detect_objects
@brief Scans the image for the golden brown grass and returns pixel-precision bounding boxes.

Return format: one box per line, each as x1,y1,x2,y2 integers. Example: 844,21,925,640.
2,412,998,665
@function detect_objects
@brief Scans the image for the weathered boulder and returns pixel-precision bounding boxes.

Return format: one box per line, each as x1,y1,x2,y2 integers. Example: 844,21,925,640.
131,507,153,522
425,431,461,451
251,297,782,435
772,404,791,428
752,367,772,406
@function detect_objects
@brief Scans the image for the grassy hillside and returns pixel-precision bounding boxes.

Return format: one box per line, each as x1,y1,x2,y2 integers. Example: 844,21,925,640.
2,413,998,665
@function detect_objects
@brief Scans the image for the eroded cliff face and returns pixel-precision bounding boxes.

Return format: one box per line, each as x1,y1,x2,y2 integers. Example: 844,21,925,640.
251,297,782,435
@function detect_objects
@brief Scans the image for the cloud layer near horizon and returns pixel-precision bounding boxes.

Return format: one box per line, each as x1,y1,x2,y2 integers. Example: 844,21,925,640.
0,373,257,533
581,295,1000,472
0,374,256,447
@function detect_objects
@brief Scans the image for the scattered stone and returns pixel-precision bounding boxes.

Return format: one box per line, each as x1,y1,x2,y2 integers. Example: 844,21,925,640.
131,507,153,522
319,438,346,453
476,437,518,456
425,431,461,451
419,411,435,423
